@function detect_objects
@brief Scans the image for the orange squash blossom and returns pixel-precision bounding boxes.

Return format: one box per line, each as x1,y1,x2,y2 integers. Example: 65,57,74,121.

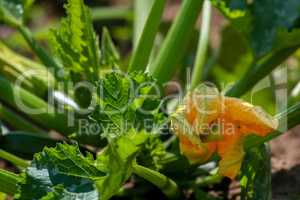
171,84,278,179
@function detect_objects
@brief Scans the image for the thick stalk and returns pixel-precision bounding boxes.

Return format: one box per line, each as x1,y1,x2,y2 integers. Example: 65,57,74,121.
0,169,19,195
133,0,155,47
92,6,132,21
0,76,73,135
0,104,45,134
0,149,29,168
0,41,55,97
132,163,180,199
128,0,166,72
149,0,204,85
196,173,222,186
191,0,212,90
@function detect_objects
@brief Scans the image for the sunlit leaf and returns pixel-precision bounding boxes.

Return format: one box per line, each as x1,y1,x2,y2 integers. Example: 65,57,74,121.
96,130,149,200
49,0,100,83
83,71,164,141
15,143,104,200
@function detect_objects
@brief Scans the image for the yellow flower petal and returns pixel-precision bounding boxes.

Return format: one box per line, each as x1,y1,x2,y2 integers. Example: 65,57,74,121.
224,98,278,136
185,84,222,135
171,85,278,179
218,135,245,179
179,135,216,164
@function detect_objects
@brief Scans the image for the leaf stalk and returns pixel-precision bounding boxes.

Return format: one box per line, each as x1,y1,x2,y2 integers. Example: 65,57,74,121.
191,0,212,90
132,163,180,199
0,149,29,168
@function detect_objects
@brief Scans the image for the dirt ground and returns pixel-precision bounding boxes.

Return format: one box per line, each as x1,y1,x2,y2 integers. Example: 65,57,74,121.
270,126,300,200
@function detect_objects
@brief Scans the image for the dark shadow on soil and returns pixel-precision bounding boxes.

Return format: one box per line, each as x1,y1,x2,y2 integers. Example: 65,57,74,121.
272,164,300,200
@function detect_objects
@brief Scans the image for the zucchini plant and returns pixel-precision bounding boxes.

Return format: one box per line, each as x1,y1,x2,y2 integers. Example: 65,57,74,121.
0,0,300,199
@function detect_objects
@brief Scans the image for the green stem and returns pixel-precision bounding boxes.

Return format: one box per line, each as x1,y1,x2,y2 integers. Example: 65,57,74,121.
226,46,299,97
0,103,46,134
0,149,29,168
0,41,55,97
196,173,222,186
128,0,167,72
149,0,204,85
0,76,73,135
91,6,132,21
133,0,155,47
191,0,212,90
0,169,19,195
132,163,180,199
17,26,61,72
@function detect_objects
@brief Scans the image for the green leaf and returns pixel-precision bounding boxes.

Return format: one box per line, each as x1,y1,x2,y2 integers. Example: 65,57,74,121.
213,0,300,58
148,0,204,85
101,28,120,68
50,0,100,83
0,0,34,27
240,145,271,200
84,71,165,141
128,0,166,72
95,130,178,200
15,143,104,200
217,24,251,72
96,130,149,200
50,0,101,108
211,24,252,88
38,184,98,200
213,0,300,97
250,0,300,57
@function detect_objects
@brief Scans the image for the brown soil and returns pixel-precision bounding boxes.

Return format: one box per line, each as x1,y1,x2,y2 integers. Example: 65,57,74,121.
270,126,300,200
